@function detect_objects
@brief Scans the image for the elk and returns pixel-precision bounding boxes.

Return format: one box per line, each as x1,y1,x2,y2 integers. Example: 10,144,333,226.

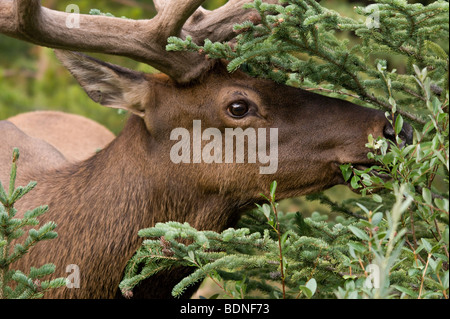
7,111,116,162
0,0,413,299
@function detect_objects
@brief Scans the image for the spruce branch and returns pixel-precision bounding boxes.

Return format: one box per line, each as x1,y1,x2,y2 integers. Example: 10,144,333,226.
0,148,64,299
167,0,448,127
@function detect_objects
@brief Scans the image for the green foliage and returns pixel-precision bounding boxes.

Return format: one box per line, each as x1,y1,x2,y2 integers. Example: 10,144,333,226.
122,0,448,299
120,202,356,299
122,175,447,299
167,0,448,124
337,66,449,299
0,149,65,299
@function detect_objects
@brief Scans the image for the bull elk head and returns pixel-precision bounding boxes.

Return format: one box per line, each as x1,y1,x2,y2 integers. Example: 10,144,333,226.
0,0,412,298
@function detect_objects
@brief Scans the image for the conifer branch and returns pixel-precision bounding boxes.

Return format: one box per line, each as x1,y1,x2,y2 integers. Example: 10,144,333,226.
0,149,64,299
167,0,448,126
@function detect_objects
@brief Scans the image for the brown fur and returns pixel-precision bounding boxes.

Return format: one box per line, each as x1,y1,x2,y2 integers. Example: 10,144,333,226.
0,55,410,299
8,111,115,162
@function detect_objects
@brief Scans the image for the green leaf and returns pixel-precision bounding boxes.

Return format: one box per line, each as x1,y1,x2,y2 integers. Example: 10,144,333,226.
430,243,442,254
443,227,449,246
270,180,277,201
382,152,395,165
394,115,404,136
435,198,449,213
356,203,370,215
261,204,271,220
340,164,352,182
184,250,197,265
188,250,195,262
259,193,270,202
299,285,313,299
371,212,383,226
372,194,382,203
422,187,432,205
281,232,289,246
393,285,418,298
348,225,369,241
350,175,360,189
305,278,317,297
421,238,432,253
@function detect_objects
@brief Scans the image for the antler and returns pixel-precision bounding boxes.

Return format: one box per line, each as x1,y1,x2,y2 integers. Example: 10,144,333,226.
0,0,274,84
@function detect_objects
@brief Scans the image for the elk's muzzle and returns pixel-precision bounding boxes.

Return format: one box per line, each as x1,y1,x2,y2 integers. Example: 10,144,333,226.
383,118,413,148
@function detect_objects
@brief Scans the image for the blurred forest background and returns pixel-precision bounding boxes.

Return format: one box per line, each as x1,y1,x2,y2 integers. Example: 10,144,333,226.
0,0,440,216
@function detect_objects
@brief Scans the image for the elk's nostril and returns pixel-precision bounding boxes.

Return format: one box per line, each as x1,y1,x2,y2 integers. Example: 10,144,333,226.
400,121,413,145
383,121,413,147
383,124,396,142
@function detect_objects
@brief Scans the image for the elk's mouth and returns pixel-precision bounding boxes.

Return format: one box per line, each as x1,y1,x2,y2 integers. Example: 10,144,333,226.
353,164,390,180
341,163,391,193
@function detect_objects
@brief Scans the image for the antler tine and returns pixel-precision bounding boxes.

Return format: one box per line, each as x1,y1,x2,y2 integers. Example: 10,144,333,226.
183,0,269,44
153,0,206,38
0,0,277,83
0,0,155,59
153,0,166,12
0,0,210,83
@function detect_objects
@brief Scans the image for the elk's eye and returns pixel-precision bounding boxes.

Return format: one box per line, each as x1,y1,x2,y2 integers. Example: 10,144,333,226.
228,101,249,118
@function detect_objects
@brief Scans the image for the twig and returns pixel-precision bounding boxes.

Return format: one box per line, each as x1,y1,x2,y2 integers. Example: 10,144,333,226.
270,200,286,299
409,209,418,250
418,253,431,299
436,272,448,299
304,87,360,99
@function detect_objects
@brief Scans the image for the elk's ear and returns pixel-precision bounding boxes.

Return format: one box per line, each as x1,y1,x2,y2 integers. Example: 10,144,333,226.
54,50,149,117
